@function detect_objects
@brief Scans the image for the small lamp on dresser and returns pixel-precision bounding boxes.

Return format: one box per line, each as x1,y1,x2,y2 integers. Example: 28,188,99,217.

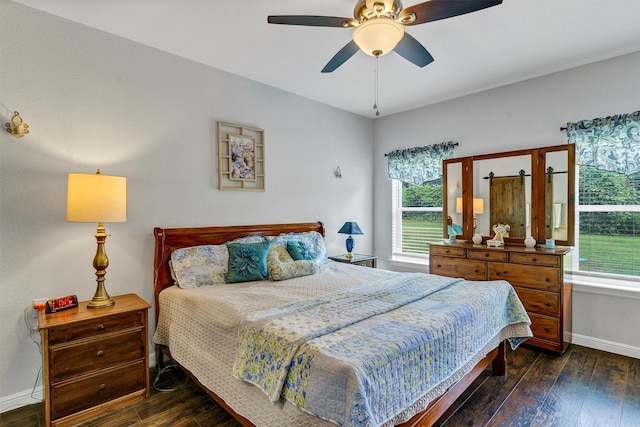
338,221,363,260
66,169,127,308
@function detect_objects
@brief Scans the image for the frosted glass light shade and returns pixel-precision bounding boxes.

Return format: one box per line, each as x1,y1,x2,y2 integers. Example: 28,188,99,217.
353,18,404,57
67,172,127,223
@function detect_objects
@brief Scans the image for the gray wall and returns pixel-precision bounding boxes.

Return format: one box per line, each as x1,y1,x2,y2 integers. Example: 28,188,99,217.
0,3,373,407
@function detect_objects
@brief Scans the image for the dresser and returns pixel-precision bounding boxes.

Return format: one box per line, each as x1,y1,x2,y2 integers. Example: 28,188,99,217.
429,242,572,354
39,293,150,426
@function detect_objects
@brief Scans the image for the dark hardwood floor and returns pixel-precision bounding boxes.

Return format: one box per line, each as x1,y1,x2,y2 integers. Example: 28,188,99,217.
2,344,638,427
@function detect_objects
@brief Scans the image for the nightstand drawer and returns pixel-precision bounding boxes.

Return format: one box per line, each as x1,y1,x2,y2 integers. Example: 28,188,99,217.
49,311,145,345
50,329,145,382
430,255,486,280
51,360,146,420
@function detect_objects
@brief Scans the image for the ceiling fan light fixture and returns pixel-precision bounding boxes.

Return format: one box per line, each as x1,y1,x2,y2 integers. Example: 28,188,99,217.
352,18,404,57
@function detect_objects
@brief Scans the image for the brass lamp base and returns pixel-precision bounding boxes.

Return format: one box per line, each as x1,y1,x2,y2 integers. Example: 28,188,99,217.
345,252,355,260
87,283,115,309
87,222,116,309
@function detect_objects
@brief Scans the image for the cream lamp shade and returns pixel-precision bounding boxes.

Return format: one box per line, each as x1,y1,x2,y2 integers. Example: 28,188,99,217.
455,197,463,214
66,169,126,308
473,198,485,215
352,17,404,57
67,173,127,223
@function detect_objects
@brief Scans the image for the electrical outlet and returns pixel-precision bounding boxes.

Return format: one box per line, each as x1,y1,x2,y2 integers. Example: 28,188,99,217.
33,298,48,311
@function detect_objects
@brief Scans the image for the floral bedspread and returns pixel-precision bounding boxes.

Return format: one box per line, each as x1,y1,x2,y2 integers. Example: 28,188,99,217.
233,273,531,427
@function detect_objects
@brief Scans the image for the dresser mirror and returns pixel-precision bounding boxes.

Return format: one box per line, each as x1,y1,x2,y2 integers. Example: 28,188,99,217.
473,153,533,239
443,144,575,246
539,144,575,246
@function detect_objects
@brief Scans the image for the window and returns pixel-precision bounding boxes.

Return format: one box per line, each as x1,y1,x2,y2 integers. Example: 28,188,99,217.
568,110,640,280
392,178,444,258
575,167,639,278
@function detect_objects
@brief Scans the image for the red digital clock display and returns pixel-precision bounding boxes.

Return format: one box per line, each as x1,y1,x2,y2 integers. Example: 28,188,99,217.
45,295,79,313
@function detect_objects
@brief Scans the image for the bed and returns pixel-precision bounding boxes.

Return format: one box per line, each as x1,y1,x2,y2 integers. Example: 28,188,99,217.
152,221,532,427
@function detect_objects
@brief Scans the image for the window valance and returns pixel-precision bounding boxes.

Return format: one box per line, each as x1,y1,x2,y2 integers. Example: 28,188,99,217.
566,111,640,176
387,141,457,185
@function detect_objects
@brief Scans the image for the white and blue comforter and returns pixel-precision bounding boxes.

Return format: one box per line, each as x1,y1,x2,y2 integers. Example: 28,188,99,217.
233,273,532,427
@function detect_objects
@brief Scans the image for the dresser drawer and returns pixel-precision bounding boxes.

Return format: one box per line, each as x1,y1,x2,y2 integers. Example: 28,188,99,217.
528,313,560,342
50,360,146,420
430,256,486,280
48,311,145,345
513,287,560,317
467,249,509,262
488,262,560,292
50,329,145,382
430,246,466,258
510,252,560,267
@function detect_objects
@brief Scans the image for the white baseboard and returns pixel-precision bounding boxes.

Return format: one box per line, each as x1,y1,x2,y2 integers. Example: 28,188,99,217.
0,352,156,414
571,333,640,359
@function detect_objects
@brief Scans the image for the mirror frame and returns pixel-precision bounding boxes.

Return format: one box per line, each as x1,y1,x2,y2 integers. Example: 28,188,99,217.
443,144,575,246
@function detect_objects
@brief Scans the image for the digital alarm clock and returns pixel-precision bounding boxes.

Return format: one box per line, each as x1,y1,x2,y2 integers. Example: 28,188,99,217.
45,295,79,313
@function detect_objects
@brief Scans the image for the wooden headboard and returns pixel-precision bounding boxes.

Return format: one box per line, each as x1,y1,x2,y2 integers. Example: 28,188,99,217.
152,221,325,323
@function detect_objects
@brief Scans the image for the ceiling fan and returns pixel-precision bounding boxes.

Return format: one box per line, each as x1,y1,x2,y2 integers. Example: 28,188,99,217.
268,0,502,73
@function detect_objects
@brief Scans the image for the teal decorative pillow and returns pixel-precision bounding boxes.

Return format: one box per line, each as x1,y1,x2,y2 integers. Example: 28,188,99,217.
286,241,315,261
226,241,270,283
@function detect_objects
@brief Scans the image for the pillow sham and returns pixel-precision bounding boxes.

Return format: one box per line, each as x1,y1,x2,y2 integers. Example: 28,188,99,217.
170,244,228,288
226,241,270,283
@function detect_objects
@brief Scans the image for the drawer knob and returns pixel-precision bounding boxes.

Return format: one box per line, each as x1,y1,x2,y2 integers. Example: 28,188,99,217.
437,264,442,268
545,278,550,282
532,258,537,262
445,250,450,254
544,327,550,332
545,303,550,306
484,253,489,257
475,270,479,273
97,350,105,357
97,324,105,331
99,384,106,391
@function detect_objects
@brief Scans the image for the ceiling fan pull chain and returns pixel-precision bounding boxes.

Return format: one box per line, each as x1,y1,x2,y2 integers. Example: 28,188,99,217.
374,56,380,116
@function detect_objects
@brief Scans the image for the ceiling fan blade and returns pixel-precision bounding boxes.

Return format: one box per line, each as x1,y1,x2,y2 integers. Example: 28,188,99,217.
321,41,360,73
394,33,434,67
399,0,502,26
268,15,354,27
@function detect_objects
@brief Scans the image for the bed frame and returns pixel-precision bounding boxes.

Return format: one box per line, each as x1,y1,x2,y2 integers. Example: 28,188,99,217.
152,221,507,427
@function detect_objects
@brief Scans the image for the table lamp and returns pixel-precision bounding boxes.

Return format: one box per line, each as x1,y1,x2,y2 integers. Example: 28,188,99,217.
456,197,485,232
66,169,127,308
338,221,363,260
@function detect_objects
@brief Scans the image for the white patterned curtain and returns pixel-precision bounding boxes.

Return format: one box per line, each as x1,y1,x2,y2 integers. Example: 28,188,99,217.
387,141,457,185
566,111,640,176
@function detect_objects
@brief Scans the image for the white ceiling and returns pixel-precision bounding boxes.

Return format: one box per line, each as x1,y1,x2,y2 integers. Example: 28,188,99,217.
13,0,640,118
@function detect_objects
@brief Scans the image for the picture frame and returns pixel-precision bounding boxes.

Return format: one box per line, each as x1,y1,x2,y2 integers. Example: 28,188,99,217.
217,121,265,191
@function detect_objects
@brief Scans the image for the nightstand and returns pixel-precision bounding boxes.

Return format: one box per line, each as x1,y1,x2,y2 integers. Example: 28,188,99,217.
39,293,150,427
329,254,377,268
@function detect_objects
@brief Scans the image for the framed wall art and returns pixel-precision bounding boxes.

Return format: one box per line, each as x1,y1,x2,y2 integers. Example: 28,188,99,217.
217,121,265,191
